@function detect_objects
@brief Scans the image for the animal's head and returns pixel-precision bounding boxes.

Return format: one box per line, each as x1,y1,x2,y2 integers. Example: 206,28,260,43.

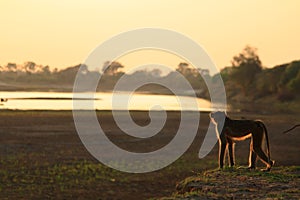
210,111,226,125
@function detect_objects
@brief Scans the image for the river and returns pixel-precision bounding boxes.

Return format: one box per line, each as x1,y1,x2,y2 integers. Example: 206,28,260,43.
0,91,213,111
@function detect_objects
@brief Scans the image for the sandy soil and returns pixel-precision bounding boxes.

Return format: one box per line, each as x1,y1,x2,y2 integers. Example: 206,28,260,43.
0,110,299,199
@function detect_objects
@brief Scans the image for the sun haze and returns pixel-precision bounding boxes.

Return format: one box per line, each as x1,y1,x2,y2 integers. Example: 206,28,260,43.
0,0,299,71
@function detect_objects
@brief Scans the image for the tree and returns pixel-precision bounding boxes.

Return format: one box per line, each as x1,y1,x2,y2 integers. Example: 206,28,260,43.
220,66,233,82
42,65,51,75
232,46,262,67
102,61,124,76
6,63,17,71
177,62,188,73
230,46,263,95
284,62,300,93
150,68,162,77
288,70,300,92
24,61,36,73
280,61,300,86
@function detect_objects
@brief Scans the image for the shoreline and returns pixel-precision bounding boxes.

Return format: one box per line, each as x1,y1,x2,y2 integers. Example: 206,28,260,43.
0,109,211,112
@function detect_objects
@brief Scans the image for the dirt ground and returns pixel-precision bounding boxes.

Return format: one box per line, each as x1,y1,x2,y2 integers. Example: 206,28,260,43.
0,110,299,199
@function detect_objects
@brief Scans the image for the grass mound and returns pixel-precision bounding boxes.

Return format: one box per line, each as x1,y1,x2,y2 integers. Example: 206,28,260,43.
156,166,300,200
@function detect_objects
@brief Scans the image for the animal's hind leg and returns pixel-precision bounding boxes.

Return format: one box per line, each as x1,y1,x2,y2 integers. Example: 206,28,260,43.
254,146,274,171
249,151,257,169
248,138,257,169
252,130,273,170
253,146,271,168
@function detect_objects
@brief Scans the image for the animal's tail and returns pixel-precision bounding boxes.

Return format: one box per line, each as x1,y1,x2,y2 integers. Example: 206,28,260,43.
259,122,271,161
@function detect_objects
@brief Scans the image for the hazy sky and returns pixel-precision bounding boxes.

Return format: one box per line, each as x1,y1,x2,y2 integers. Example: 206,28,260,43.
1,0,299,71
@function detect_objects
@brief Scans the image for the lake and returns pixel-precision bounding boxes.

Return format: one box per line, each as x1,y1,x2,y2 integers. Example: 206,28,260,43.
0,91,213,111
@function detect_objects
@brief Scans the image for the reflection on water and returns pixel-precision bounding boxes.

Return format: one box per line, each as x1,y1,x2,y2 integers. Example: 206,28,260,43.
0,91,213,111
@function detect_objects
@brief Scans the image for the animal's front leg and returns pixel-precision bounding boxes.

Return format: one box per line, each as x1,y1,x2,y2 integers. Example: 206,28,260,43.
219,142,227,169
228,141,235,167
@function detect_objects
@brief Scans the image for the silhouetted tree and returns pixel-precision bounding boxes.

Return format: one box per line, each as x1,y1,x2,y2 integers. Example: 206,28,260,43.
150,68,162,77
56,64,81,84
281,61,300,93
42,65,51,75
220,66,233,82
288,70,300,92
231,46,263,95
102,61,124,76
176,62,189,75
280,61,300,86
24,61,36,73
6,63,17,71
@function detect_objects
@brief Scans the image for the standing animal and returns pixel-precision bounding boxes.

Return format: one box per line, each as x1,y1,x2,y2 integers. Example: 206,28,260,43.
210,111,274,171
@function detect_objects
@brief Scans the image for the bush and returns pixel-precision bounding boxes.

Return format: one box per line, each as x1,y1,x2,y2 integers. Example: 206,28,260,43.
277,89,295,102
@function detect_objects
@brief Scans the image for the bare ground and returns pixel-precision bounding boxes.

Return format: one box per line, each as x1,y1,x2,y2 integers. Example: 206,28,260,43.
0,110,299,199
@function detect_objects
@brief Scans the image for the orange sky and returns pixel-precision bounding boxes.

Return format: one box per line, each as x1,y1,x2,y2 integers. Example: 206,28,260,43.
0,0,299,71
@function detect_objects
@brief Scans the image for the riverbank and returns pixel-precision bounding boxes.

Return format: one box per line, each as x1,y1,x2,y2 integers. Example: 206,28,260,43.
0,110,299,199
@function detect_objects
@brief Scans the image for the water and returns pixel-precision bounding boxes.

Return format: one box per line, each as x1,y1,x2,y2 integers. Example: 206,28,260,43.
0,91,213,111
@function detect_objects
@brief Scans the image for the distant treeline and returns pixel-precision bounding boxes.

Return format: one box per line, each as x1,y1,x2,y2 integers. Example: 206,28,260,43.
0,60,210,98
220,46,300,102
0,46,299,102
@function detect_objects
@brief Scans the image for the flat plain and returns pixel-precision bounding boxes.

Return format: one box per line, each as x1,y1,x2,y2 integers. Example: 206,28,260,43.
0,110,299,199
